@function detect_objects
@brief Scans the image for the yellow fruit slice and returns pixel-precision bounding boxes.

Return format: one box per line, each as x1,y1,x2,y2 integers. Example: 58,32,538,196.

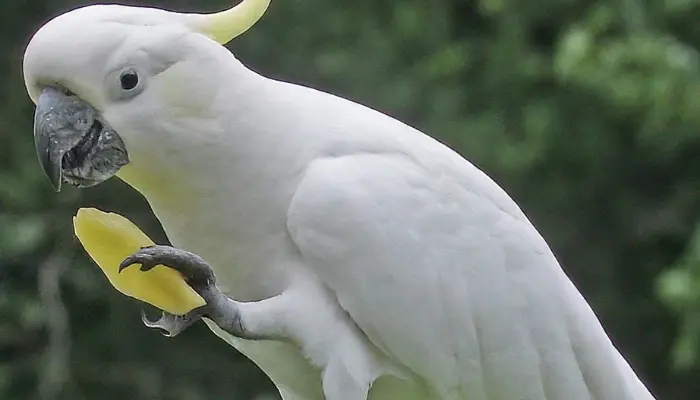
73,208,205,315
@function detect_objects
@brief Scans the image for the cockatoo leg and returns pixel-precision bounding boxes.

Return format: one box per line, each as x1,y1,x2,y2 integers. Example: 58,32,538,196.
119,245,275,340
120,246,378,400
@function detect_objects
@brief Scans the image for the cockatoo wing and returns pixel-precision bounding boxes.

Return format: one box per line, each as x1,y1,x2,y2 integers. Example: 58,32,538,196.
286,151,649,399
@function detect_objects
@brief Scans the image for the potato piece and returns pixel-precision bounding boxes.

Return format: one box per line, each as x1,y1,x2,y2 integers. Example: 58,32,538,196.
73,208,205,315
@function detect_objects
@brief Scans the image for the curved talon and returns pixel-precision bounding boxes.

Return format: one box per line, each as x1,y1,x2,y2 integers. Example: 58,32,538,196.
119,248,158,273
134,247,161,272
118,257,134,273
140,309,199,337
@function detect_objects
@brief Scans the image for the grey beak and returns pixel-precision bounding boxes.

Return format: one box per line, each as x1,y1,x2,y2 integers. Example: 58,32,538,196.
33,86,96,191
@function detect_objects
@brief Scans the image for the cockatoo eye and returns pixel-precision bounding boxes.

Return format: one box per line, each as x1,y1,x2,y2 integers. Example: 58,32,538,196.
105,67,145,101
119,70,139,91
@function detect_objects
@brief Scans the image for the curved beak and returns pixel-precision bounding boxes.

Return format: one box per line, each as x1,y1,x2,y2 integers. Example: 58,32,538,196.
33,86,95,191
33,86,128,191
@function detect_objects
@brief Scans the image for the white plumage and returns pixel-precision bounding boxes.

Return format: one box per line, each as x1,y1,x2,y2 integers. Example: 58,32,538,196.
23,2,656,399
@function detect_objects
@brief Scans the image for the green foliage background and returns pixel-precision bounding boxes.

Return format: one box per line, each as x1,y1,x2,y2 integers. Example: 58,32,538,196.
2,0,700,398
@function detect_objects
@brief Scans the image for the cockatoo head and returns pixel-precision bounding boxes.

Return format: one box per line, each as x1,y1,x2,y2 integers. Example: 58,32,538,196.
23,0,269,191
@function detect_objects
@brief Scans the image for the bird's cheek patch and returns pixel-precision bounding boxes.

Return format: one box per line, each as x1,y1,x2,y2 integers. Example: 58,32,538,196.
73,207,205,315
152,64,213,118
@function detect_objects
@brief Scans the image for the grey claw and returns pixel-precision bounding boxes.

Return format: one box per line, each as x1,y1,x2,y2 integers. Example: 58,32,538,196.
119,250,156,273
140,309,203,337
119,245,216,288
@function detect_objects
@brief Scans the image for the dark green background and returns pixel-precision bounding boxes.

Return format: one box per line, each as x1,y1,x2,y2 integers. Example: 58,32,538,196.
2,0,700,399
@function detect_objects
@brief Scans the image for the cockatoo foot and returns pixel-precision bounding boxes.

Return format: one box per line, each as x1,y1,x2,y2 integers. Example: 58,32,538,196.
119,245,248,338
119,246,379,400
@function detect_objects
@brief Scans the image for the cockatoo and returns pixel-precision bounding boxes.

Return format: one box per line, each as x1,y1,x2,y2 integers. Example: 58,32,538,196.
23,1,657,399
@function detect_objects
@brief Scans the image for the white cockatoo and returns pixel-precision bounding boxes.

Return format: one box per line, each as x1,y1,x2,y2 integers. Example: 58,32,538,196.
23,1,657,399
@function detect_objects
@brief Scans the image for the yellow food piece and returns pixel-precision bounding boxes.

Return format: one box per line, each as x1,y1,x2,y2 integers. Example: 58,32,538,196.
73,208,205,315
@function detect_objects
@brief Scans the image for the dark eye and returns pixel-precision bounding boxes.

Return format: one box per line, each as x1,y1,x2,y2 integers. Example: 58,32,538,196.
119,70,139,91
